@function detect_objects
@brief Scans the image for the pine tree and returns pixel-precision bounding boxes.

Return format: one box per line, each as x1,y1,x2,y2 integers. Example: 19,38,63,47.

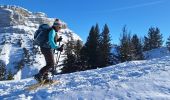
143,27,163,51
166,36,170,51
62,35,76,73
143,36,150,51
79,46,88,70
74,40,83,69
154,28,163,48
80,26,95,69
131,34,144,60
83,24,100,69
99,24,113,67
62,36,83,73
75,40,83,60
0,60,6,81
79,26,96,70
119,26,132,62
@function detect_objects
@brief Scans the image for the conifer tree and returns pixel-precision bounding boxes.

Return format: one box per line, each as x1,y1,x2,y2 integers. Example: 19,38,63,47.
166,36,170,51
79,26,95,70
131,34,144,60
83,24,100,69
62,35,83,73
154,28,163,48
0,60,6,81
7,70,14,80
79,46,88,70
119,26,132,62
99,24,113,67
143,27,163,51
74,40,83,68
143,36,150,51
62,35,76,73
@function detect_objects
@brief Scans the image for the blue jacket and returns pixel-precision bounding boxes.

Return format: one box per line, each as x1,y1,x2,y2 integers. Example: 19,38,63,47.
48,29,58,49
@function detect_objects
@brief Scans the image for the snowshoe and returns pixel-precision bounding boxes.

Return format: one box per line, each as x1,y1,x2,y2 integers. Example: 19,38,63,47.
25,79,60,91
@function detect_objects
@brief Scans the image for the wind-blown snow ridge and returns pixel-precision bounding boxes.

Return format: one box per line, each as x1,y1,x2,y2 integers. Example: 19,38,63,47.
0,55,170,100
144,47,170,59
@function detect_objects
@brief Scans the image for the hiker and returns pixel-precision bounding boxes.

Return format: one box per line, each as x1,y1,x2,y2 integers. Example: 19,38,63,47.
34,19,64,82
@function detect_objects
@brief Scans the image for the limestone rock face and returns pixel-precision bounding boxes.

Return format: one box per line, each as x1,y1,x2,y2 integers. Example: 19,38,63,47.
0,5,53,27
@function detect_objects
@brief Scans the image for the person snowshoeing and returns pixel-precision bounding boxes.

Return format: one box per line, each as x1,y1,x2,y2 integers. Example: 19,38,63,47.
34,19,64,82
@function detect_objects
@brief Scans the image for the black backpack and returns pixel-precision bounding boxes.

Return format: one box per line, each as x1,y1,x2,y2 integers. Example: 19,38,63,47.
34,24,52,47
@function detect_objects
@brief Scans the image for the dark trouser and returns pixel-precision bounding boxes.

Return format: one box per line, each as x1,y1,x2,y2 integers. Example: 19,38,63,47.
39,47,55,76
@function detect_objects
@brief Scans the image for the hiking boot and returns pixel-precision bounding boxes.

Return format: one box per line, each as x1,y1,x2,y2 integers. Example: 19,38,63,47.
34,73,43,82
42,73,53,84
44,79,54,84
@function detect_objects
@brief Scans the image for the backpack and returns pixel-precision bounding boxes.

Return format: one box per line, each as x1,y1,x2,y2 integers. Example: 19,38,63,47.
34,24,51,47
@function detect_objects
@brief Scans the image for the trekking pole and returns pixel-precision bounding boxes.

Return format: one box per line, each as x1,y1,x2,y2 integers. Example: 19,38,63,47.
54,44,64,73
54,36,63,70
52,52,63,80
56,41,61,59
52,41,62,79
56,48,62,67
53,41,60,70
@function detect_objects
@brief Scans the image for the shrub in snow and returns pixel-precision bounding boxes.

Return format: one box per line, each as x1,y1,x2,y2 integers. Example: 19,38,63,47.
18,39,22,47
17,59,24,71
0,60,6,81
7,70,14,80
23,47,31,63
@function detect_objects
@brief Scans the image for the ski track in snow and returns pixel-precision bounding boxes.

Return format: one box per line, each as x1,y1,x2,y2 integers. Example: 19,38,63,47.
0,56,170,100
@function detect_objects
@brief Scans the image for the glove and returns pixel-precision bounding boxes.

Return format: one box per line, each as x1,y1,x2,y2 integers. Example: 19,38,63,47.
57,36,63,42
57,44,64,52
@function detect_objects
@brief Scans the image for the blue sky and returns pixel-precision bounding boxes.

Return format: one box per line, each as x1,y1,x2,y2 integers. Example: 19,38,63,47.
0,0,170,45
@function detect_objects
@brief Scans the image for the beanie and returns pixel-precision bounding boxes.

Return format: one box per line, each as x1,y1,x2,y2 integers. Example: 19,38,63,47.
53,19,62,27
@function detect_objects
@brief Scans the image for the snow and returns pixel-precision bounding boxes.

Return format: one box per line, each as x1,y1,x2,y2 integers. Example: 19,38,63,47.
0,54,170,99
12,25,37,32
144,47,170,59
13,70,21,80
0,44,11,65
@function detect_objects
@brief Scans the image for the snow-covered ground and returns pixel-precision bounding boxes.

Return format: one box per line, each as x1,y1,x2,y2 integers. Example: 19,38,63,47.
0,54,170,100
144,47,170,60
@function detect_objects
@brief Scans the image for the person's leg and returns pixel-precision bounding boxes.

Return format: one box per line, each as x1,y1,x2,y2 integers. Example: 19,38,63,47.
39,47,55,78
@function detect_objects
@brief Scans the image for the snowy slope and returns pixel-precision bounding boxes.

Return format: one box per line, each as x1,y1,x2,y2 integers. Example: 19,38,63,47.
144,47,170,59
0,54,170,99
0,5,82,80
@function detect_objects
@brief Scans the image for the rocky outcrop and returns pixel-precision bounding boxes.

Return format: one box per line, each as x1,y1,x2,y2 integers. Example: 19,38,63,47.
0,5,31,27
0,5,57,27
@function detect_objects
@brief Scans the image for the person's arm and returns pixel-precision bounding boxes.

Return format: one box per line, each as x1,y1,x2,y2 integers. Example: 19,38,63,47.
49,29,58,49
